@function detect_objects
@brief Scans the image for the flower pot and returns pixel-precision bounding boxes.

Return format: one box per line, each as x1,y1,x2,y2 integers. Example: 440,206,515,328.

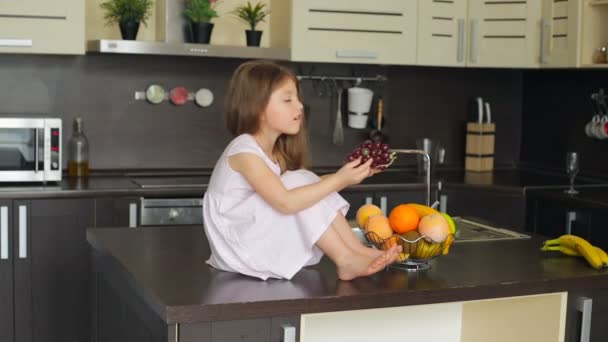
245,30,263,47
119,21,140,40
191,22,214,44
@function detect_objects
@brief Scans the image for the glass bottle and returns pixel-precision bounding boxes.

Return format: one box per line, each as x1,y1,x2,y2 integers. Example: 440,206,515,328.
68,117,89,177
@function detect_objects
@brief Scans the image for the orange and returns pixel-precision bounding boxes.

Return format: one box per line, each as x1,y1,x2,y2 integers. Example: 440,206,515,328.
356,204,383,228
388,204,420,234
365,214,393,243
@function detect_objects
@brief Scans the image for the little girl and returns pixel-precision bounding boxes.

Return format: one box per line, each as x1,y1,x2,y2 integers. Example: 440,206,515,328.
203,60,400,281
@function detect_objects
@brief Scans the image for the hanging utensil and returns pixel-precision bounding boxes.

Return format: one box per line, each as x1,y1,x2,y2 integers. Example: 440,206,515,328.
332,85,344,145
369,97,386,142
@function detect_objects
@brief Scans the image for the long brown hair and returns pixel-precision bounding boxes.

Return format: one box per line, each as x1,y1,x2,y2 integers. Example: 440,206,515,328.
225,60,310,172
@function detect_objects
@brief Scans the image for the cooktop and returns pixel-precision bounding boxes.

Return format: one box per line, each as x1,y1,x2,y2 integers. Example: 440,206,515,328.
130,176,209,189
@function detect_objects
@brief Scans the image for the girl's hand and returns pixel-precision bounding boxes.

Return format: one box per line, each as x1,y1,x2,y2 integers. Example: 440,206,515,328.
336,157,374,186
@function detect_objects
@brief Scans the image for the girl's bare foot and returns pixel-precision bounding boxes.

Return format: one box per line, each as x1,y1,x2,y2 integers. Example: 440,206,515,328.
337,245,401,281
361,245,385,259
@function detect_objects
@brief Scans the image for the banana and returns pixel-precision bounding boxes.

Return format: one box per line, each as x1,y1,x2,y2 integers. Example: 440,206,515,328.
405,203,440,218
442,234,455,255
559,235,604,270
415,239,430,259
441,212,457,234
541,244,581,257
594,246,608,267
429,243,442,257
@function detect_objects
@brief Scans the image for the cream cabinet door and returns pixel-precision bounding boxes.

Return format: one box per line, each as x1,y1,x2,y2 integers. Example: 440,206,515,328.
0,0,67,17
417,0,468,67
0,0,84,54
290,0,418,65
540,0,581,67
467,0,542,68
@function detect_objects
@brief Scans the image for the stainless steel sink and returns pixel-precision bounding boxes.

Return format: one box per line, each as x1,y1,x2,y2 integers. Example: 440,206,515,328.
451,217,530,242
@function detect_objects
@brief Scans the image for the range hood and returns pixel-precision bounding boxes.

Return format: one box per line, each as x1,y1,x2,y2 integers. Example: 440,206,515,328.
86,39,291,60
86,1,290,60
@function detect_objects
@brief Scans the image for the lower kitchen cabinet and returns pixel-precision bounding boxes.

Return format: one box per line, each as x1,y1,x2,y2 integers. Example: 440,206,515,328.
0,200,15,342
340,190,426,220
526,196,608,250
566,289,608,342
442,189,526,230
95,197,139,228
0,198,94,342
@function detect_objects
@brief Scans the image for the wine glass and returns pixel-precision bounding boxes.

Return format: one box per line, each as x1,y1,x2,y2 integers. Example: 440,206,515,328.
564,152,579,195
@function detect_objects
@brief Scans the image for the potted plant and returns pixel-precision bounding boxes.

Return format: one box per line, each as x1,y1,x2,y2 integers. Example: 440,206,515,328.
100,0,154,40
233,1,269,47
183,0,219,44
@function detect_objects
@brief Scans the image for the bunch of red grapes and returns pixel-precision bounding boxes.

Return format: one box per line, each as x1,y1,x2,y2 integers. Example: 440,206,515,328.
346,140,395,169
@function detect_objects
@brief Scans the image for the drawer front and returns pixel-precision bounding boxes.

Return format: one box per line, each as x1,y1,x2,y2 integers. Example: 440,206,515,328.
291,0,417,64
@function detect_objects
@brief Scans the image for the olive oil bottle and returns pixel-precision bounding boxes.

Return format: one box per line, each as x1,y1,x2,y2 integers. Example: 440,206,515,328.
68,117,89,177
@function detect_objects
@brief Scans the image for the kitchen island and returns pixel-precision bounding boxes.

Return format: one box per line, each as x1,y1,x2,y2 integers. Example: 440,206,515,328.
87,226,608,342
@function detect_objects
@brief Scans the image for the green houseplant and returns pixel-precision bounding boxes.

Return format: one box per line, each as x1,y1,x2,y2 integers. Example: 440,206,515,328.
100,0,154,40
233,1,269,46
183,0,219,44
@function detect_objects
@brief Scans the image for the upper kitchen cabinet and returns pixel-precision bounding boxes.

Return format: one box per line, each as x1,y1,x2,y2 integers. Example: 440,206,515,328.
540,0,582,67
417,0,468,67
0,0,84,54
467,0,542,68
271,0,418,65
417,0,542,68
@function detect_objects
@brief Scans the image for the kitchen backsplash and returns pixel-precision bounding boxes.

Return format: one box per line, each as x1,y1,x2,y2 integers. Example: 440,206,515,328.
0,54,523,171
521,69,608,177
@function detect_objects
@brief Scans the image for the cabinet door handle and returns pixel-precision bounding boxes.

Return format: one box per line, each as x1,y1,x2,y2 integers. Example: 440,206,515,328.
457,18,465,63
18,205,27,259
129,203,137,228
0,39,33,47
575,297,593,342
439,194,448,213
336,50,379,59
540,19,550,64
565,211,576,235
1,206,8,260
281,324,296,342
380,196,387,216
470,19,479,64
365,196,373,205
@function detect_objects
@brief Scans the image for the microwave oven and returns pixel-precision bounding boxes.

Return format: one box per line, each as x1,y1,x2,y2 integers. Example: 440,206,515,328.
0,117,61,182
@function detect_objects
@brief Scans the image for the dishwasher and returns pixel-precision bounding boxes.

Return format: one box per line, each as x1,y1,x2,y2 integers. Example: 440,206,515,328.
139,197,204,226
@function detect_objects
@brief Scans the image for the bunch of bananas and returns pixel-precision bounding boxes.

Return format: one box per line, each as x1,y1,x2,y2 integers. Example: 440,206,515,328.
542,235,608,270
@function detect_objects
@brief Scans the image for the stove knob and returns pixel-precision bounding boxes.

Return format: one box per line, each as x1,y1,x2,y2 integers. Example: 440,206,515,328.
51,162,58,169
169,209,179,220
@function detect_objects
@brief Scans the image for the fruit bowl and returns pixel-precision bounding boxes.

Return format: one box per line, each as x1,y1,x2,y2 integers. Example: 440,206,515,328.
363,230,455,271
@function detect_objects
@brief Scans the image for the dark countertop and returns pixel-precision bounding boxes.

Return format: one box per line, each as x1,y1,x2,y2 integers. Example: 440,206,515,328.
87,226,608,325
526,185,608,210
1,167,605,199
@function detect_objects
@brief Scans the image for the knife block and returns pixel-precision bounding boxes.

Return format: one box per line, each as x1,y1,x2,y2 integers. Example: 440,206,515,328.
465,122,495,172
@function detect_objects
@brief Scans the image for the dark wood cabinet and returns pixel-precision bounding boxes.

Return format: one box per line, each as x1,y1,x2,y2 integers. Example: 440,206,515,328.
340,190,426,220
0,198,95,342
442,189,526,230
526,195,608,250
566,290,608,342
0,200,14,342
95,197,139,228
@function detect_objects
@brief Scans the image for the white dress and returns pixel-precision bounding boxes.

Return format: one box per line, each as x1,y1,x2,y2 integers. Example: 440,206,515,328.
203,134,349,280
